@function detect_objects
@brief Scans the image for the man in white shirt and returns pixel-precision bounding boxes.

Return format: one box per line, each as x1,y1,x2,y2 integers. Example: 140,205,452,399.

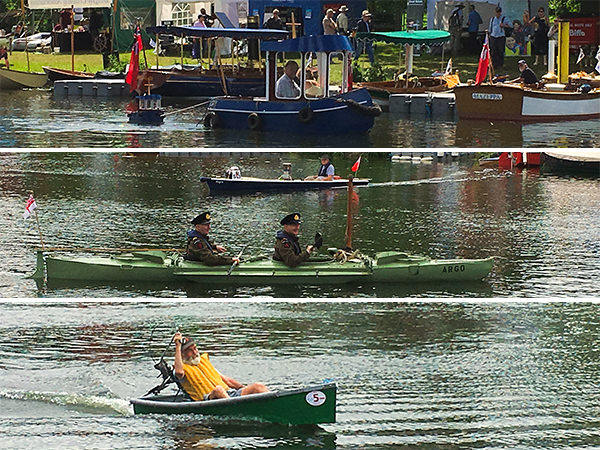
275,60,301,99
336,6,349,35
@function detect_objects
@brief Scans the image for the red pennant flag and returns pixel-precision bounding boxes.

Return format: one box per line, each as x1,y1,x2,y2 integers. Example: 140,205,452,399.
351,156,361,172
125,27,143,93
475,34,490,85
23,194,37,219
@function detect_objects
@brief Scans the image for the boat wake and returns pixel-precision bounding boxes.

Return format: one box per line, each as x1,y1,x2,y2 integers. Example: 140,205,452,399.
0,389,131,415
369,170,509,188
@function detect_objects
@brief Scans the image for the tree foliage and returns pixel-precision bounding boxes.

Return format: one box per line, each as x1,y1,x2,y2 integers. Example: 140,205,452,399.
0,0,22,13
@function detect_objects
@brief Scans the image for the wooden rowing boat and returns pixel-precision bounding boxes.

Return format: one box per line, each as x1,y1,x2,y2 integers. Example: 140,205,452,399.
34,249,494,284
131,383,336,425
43,66,95,82
200,176,370,193
0,67,48,89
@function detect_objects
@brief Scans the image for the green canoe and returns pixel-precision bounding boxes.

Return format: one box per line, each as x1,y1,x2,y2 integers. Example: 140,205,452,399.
35,249,493,284
131,383,336,425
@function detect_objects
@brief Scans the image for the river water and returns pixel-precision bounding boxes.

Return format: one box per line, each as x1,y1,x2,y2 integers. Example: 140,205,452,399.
0,302,599,449
1,90,599,147
1,151,599,298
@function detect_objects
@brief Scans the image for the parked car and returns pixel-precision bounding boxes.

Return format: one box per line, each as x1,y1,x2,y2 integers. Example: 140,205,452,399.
11,32,52,51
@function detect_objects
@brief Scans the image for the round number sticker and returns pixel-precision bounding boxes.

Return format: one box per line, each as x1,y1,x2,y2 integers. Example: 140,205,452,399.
305,390,326,406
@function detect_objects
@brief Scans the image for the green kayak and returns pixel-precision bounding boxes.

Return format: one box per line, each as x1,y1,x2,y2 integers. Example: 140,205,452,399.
34,249,493,284
131,383,336,425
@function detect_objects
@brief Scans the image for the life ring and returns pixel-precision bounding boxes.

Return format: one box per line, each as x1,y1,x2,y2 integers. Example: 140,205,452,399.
342,98,382,117
247,112,262,130
298,106,314,123
203,112,220,128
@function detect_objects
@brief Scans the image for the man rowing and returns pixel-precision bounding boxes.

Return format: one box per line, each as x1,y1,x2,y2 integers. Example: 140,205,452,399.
273,213,314,268
185,212,241,266
304,154,335,181
173,332,269,400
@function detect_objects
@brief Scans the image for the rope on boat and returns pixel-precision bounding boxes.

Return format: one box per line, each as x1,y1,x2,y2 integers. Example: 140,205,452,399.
333,249,362,264
163,100,210,117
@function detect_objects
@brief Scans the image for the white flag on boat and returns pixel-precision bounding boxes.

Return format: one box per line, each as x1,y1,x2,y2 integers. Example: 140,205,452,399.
576,47,585,64
23,194,37,219
445,58,452,75
149,38,156,49
595,46,600,74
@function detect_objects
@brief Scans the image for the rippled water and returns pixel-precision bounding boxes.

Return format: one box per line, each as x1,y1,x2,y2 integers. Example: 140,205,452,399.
1,151,599,298
1,90,599,147
0,302,599,449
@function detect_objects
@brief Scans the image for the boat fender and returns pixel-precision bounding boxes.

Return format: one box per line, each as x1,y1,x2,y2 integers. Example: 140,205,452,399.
247,112,262,130
203,112,220,129
341,98,382,117
298,106,314,123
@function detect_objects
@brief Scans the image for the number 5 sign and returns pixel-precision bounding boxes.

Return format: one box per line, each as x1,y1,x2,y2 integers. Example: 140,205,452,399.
305,390,326,406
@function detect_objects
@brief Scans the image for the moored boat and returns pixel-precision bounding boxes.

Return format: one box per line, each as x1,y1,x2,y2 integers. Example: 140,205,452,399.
200,176,370,193
541,151,600,174
453,83,600,122
35,249,494,284
203,34,381,134
0,67,48,89
131,382,336,425
43,66,95,82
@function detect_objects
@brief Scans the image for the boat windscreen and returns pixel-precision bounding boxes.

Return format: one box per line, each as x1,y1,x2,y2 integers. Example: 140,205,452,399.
146,26,290,41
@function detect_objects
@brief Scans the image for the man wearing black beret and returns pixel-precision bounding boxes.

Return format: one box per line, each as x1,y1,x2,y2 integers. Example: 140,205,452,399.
273,213,314,268
185,212,240,266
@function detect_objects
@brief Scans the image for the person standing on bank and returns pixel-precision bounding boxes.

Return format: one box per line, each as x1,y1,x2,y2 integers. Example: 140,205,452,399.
449,4,464,57
466,4,482,53
489,7,512,70
264,9,285,30
336,5,349,35
323,8,337,35
185,212,241,266
354,10,375,64
529,7,549,66
305,154,335,181
273,213,314,268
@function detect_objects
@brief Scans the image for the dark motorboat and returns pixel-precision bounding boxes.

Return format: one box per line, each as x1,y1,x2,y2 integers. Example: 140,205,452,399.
542,151,600,175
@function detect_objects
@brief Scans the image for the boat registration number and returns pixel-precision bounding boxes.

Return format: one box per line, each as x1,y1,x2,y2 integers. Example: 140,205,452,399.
306,390,327,406
472,93,503,101
443,265,466,273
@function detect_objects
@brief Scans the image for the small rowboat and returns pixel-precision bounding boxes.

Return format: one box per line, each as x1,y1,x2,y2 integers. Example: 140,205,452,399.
200,176,370,193
43,66,95,82
0,67,48,89
131,383,336,425
34,249,493,284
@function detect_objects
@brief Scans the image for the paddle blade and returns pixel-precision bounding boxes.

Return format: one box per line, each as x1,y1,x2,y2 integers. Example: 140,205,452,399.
314,232,323,249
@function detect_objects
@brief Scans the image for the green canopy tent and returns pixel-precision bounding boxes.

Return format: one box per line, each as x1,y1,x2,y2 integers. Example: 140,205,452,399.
355,30,451,86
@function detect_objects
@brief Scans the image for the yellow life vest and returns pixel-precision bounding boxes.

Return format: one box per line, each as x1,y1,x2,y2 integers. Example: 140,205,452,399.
179,352,229,400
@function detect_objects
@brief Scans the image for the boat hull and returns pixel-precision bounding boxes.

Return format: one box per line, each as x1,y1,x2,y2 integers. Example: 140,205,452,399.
200,176,370,193
206,88,377,134
454,84,600,122
542,151,600,174
131,383,336,425
0,68,48,89
43,67,95,82
41,250,493,284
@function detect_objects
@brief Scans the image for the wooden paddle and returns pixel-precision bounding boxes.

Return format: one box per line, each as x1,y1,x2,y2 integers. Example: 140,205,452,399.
227,244,248,276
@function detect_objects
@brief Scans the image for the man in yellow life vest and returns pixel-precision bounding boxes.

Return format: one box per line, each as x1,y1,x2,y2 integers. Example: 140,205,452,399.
173,332,269,400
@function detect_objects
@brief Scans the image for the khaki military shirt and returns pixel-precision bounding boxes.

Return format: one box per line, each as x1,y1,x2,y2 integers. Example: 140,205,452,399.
273,232,310,268
186,233,233,266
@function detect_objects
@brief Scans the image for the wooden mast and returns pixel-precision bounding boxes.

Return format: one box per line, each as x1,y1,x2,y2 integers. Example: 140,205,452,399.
70,4,75,72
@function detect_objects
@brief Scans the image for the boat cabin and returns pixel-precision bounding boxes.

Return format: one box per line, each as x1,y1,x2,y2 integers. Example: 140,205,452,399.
261,34,353,102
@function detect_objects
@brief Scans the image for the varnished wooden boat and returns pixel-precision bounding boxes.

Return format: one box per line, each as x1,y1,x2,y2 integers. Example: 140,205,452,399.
43,66,95,82
0,67,48,89
454,83,600,122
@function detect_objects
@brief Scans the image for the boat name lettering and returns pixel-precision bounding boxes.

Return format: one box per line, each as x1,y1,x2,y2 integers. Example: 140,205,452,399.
442,265,466,273
472,93,503,101
305,390,327,406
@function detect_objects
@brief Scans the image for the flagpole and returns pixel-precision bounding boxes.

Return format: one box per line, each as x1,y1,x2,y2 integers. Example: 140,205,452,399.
28,193,45,249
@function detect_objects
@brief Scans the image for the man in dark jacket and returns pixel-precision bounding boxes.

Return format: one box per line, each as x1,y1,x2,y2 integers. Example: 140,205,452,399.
264,9,285,30
185,212,240,266
354,10,374,64
273,213,314,268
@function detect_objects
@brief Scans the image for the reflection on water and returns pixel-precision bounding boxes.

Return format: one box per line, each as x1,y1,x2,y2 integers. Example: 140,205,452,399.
0,302,599,449
1,90,599,147
1,152,599,298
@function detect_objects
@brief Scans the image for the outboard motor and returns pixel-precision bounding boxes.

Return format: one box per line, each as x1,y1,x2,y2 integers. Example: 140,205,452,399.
280,163,292,180
225,166,242,179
